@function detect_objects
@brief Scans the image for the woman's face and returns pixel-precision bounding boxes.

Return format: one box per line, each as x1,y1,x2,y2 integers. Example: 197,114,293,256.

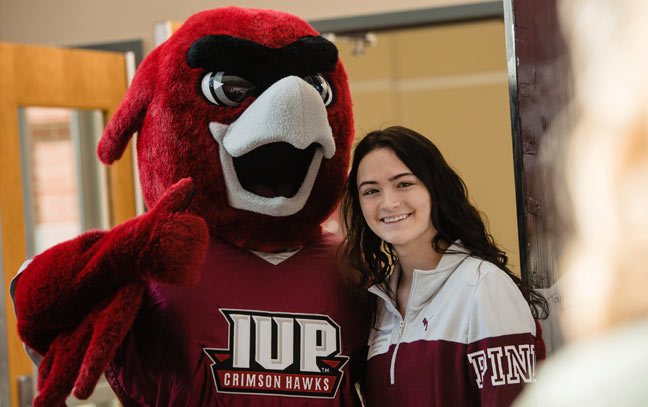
356,147,437,253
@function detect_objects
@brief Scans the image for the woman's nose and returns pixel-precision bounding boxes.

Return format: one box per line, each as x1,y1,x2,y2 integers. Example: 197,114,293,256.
380,190,400,209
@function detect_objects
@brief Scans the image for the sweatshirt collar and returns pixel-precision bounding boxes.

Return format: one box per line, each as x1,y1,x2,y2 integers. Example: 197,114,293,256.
368,240,470,311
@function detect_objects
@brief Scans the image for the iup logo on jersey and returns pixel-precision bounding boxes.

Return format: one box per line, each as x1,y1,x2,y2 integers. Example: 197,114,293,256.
203,309,349,398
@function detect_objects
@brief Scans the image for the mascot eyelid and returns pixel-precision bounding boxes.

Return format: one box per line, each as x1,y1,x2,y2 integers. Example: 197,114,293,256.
201,72,255,107
303,73,333,106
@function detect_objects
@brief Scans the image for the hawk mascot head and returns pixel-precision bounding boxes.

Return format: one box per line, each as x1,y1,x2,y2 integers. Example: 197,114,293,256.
99,7,354,251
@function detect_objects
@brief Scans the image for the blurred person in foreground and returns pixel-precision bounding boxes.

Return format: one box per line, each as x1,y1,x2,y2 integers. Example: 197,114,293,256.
515,0,648,405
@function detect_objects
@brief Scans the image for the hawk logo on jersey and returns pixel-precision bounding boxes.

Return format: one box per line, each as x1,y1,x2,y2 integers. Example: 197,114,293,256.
203,309,349,398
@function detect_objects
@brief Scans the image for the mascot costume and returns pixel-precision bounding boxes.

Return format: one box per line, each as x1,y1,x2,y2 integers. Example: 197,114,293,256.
12,7,368,407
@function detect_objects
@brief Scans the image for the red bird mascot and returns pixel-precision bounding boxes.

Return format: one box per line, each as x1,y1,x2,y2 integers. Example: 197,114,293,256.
12,7,368,406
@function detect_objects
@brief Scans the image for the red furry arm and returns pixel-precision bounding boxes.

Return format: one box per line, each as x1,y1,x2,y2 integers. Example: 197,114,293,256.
14,178,209,355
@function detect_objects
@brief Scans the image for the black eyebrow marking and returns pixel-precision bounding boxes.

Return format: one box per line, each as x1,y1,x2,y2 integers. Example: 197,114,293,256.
186,35,338,82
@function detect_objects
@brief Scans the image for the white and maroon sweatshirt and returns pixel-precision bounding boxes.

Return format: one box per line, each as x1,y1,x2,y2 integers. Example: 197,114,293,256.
365,242,537,407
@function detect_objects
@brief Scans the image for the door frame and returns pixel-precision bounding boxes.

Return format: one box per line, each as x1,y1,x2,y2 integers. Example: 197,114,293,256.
0,42,134,407
309,1,503,32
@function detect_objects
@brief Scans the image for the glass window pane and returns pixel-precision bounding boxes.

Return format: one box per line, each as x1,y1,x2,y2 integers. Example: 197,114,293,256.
19,107,108,256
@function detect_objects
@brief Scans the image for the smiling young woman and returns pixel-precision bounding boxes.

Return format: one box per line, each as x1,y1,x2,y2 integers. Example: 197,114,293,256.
340,126,548,407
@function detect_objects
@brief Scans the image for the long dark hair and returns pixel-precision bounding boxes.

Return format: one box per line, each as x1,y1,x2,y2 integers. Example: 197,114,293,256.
339,126,548,319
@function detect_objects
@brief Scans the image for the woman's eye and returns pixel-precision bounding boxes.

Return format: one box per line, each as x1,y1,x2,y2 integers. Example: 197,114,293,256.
302,74,333,106
201,72,255,107
361,189,378,196
398,181,413,188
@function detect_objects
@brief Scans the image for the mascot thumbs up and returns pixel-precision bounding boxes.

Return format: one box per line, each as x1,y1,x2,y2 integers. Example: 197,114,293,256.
12,7,367,406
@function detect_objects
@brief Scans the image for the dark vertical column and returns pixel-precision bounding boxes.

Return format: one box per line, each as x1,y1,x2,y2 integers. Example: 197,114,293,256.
504,0,573,288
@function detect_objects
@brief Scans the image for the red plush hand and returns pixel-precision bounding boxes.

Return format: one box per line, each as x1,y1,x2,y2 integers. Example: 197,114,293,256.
129,177,209,286
15,178,209,406
34,281,147,407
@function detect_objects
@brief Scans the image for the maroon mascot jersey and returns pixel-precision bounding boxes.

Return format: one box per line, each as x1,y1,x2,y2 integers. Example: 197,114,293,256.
106,232,367,406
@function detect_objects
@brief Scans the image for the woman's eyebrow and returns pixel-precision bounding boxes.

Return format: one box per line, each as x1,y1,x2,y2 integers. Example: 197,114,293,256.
358,173,413,189
358,180,378,189
389,172,413,181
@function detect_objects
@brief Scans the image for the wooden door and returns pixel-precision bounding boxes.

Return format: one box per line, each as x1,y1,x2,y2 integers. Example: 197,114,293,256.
0,42,135,407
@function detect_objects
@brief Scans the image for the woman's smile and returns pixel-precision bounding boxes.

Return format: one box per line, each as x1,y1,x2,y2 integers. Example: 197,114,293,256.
382,213,411,223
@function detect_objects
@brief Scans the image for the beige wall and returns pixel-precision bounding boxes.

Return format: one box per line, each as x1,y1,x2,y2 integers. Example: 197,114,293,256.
0,0,496,53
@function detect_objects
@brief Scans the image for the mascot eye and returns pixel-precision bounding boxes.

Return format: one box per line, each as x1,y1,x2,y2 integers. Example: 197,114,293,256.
201,72,255,107
303,74,333,106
